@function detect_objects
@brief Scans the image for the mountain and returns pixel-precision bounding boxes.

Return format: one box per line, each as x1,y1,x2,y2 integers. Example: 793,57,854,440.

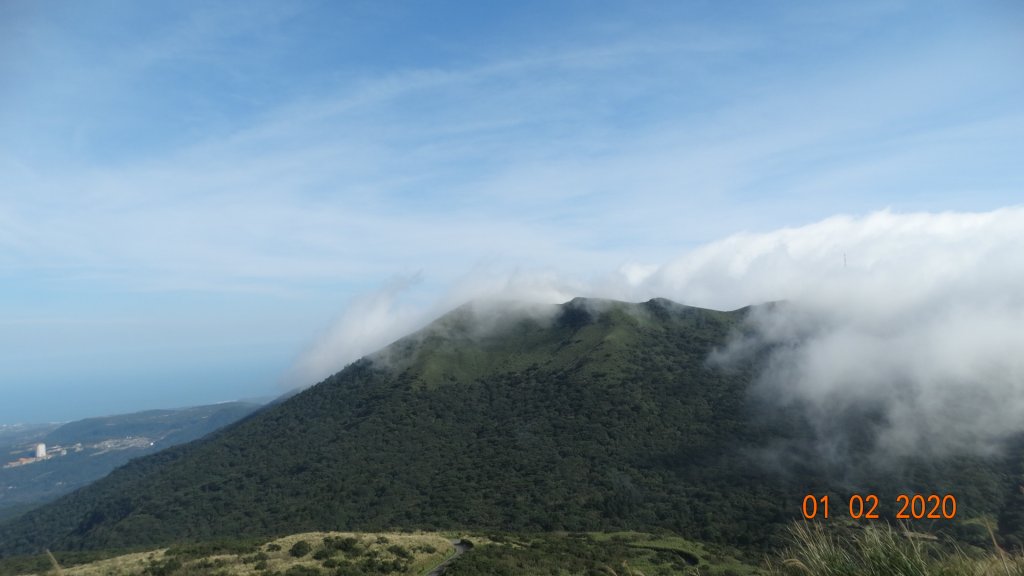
0,298,1018,556
0,402,262,522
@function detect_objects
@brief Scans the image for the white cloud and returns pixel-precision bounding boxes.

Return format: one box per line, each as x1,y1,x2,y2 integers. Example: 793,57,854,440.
286,275,425,387
299,207,1024,458
650,208,1024,457
3,2,1021,295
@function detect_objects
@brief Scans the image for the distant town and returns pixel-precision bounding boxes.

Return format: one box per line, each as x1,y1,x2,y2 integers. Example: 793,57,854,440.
3,437,155,469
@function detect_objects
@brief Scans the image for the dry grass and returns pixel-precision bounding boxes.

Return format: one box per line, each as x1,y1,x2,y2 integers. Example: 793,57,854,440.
62,550,167,576
53,531,455,576
765,522,1024,576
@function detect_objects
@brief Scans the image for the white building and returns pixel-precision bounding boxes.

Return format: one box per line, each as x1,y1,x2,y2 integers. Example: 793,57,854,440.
35,443,46,459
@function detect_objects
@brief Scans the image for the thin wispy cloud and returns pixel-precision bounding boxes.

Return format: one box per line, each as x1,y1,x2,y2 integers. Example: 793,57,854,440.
0,1,1021,422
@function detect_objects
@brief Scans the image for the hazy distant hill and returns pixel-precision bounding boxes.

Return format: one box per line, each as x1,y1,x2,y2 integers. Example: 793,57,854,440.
0,423,60,446
0,298,1019,555
0,402,262,522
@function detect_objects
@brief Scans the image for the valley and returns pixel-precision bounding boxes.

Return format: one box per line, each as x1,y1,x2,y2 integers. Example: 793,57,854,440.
0,402,263,522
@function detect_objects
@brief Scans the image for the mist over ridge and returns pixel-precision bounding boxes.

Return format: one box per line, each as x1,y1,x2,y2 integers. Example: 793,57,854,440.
294,207,1024,460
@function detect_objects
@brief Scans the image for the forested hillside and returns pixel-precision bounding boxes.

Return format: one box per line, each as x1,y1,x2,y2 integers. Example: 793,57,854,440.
0,298,1018,556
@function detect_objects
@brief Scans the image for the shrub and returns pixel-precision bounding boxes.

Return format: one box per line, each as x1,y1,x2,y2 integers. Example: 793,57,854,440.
290,540,312,558
386,544,411,559
243,552,269,564
143,557,183,576
323,536,361,555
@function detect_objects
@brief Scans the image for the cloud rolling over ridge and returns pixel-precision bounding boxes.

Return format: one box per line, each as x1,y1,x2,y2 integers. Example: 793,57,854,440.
300,207,1024,457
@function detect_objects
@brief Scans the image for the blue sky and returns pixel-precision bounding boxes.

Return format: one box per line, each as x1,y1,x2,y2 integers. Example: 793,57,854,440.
1,1,1022,423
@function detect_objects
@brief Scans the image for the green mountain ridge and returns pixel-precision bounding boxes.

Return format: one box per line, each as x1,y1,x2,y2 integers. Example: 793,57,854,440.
1,297,1021,556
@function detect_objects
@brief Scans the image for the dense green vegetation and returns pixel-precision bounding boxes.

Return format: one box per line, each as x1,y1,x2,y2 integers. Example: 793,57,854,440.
0,298,1020,557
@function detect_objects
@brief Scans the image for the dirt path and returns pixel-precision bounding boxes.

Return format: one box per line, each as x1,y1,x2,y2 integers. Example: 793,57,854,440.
425,539,472,576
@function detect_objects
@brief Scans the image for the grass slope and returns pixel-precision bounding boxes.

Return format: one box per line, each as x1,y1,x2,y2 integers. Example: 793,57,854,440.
0,531,456,576
0,530,760,576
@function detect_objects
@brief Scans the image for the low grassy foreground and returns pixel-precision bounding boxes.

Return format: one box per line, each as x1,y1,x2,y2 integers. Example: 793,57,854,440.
5,532,456,576
767,521,1024,576
444,531,757,576
12,523,1024,576
0,531,757,576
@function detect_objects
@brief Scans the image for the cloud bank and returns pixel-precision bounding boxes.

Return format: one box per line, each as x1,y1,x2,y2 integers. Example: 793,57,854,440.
297,207,1024,458
691,208,1024,458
